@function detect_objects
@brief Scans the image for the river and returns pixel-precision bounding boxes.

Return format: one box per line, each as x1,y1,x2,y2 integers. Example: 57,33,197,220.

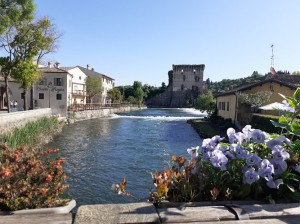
46,108,206,207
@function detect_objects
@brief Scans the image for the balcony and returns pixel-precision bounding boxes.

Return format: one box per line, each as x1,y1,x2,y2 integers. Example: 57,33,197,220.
72,90,88,97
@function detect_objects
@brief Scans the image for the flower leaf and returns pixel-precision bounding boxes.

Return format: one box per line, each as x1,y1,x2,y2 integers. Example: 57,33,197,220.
278,115,288,124
286,184,295,193
290,123,300,136
270,120,289,129
293,88,300,102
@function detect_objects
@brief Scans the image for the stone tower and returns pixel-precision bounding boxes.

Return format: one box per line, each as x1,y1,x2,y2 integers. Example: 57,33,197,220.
171,64,205,93
145,64,205,108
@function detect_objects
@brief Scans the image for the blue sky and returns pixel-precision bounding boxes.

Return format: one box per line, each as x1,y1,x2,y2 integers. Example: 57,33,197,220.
35,0,300,86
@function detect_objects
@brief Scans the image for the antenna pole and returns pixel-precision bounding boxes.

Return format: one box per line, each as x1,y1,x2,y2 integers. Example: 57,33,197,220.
270,44,274,67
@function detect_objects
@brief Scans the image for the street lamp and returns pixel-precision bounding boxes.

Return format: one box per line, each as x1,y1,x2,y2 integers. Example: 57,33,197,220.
47,81,53,108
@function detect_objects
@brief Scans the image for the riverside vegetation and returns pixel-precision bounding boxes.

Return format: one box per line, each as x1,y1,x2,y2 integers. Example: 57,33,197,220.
114,88,300,205
0,116,69,211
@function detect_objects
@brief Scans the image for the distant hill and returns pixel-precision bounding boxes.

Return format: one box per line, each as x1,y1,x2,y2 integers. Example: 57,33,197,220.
206,72,265,92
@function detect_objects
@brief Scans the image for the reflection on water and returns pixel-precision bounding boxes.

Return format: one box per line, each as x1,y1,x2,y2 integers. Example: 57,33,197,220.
46,108,205,207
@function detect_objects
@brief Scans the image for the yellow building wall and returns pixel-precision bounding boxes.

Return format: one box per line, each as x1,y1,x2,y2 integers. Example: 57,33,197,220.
217,94,236,122
243,82,295,105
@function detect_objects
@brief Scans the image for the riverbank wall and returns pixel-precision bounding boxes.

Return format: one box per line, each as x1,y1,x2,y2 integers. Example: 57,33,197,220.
68,106,142,122
0,108,52,134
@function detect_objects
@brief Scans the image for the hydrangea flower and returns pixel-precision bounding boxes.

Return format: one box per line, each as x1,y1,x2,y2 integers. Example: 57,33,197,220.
243,168,260,185
187,146,199,159
251,129,269,143
231,144,248,159
210,149,228,170
258,159,274,181
271,145,290,162
267,179,283,189
246,153,262,166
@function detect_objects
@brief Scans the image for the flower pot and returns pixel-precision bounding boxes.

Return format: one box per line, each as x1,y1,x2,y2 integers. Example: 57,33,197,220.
8,199,76,215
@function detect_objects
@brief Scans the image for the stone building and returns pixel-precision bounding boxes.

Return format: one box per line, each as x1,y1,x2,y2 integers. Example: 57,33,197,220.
146,64,205,107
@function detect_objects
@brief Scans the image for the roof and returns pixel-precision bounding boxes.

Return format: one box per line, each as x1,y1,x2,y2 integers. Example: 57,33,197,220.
76,66,114,80
216,74,300,97
39,67,69,73
259,102,283,110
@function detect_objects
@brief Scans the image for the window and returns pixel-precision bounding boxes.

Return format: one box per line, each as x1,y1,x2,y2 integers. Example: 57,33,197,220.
222,102,225,110
21,93,25,99
39,78,47,85
39,93,45,99
227,102,229,111
181,84,184,91
54,78,63,86
79,76,81,80
56,94,62,100
183,75,186,81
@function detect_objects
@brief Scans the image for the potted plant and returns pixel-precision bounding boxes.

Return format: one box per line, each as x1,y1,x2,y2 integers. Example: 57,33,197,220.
0,145,75,214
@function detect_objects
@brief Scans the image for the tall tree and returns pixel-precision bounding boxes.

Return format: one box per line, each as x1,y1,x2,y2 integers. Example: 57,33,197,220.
85,76,103,103
0,0,35,34
108,88,122,103
0,17,61,111
0,0,35,112
11,59,40,110
133,81,144,106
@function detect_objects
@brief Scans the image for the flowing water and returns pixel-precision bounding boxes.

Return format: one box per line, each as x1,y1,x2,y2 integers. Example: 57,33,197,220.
46,108,206,207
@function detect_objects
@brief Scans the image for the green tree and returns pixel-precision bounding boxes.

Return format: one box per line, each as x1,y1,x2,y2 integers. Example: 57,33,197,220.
292,71,300,75
108,88,122,103
11,59,40,110
0,0,35,34
195,91,216,117
133,81,144,106
0,0,36,112
0,17,61,111
85,76,103,103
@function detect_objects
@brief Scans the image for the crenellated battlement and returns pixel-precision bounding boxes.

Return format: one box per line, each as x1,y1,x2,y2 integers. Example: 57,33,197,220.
172,64,205,74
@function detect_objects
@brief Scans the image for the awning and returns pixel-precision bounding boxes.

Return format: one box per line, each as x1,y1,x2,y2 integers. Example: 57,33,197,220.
258,102,283,110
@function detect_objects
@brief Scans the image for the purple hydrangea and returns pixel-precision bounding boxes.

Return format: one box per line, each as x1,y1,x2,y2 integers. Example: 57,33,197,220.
270,159,287,175
187,146,199,159
246,153,262,166
231,144,249,159
251,129,269,143
295,165,300,173
271,145,290,162
258,159,274,181
267,179,283,189
210,150,228,171
243,167,260,185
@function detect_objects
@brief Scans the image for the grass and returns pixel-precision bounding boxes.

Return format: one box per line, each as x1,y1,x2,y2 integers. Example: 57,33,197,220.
0,116,64,149
189,119,223,138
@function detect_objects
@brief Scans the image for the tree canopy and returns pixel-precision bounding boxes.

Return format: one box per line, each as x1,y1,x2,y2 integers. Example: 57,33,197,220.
195,91,216,117
85,76,103,103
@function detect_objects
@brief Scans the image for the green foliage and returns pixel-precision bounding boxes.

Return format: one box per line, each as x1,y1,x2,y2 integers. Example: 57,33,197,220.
251,114,282,134
195,91,216,117
107,88,122,103
0,145,69,211
237,91,273,107
208,72,264,92
0,0,35,34
0,116,63,149
85,76,103,102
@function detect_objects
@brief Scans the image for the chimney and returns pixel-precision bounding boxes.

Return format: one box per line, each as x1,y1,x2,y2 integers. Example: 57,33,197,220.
55,62,60,68
92,68,94,71
87,64,90,70
48,62,52,68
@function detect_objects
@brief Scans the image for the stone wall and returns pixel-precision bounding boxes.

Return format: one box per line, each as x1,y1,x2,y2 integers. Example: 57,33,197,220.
0,108,52,134
145,88,198,108
68,106,141,121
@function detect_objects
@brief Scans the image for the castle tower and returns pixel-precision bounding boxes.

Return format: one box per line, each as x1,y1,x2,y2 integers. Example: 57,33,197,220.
172,64,205,93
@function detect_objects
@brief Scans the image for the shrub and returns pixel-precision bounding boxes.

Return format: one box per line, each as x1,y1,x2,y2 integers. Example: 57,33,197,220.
251,114,281,134
0,144,69,211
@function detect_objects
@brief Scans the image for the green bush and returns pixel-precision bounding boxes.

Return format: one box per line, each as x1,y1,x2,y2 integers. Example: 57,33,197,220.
250,114,281,134
0,116,63,149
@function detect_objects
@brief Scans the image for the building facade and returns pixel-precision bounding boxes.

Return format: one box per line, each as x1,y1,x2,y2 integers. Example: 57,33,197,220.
216,75,300,126
146,64,205,107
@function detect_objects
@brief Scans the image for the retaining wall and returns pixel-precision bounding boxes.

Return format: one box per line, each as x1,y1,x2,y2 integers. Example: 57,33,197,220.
68,106,142,121
0,108,52,134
